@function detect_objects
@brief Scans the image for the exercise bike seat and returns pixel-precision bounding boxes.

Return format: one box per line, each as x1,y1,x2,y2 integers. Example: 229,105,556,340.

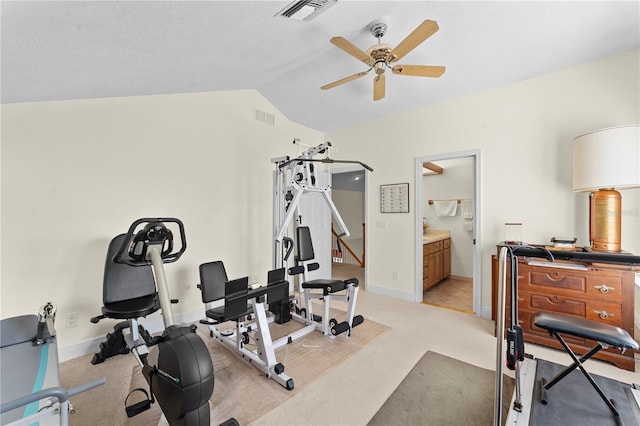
534,312,638,350
100,234,160,320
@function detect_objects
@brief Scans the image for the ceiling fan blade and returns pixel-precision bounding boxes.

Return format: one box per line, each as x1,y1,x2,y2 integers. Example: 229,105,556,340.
373,74,385,101
321,70,369,90
389,20,439,63
330,37,373,65
392,65,446,77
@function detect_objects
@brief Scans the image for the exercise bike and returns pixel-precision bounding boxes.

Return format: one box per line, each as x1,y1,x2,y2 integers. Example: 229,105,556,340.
91,218,216,426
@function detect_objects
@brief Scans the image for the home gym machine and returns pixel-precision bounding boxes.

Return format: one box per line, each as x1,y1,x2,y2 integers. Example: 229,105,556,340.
494,245,640,426
271,140,373,338
1,303,105,425
198,262,295,390
90,218,218,426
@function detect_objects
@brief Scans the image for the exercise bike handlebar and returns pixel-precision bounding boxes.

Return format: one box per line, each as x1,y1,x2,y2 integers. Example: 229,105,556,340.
114,218,187,267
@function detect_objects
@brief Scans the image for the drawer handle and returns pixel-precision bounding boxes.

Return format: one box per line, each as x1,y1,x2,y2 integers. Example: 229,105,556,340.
594,285,615,294
593,310,614,320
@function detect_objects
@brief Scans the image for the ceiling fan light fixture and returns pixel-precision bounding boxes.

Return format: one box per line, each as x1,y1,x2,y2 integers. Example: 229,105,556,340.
321,19,445,101
374,62,386,75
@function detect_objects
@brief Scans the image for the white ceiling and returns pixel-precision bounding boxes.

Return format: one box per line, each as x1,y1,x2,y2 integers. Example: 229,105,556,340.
2,1,639,132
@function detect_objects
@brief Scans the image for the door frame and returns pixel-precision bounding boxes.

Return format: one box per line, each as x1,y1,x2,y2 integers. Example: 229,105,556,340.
414,149,481,315
329,165,368,287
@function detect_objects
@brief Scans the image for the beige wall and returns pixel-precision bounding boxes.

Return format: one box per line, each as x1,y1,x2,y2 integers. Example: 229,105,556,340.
1,90,323,349
327,49,640,314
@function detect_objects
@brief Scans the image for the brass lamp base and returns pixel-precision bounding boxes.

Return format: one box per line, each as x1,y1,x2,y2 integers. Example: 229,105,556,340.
589,189,621,252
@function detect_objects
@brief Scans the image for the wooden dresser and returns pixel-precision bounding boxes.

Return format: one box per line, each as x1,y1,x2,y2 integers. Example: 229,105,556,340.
423,236,451,290
491,254,637,371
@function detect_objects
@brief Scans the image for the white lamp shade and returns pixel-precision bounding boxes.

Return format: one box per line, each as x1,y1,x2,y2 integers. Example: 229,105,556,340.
572,125,640,192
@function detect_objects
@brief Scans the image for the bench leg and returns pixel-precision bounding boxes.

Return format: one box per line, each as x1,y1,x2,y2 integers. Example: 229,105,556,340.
542,331,620,421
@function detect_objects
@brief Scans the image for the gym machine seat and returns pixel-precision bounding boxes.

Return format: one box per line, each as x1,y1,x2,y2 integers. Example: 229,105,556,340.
289,226,363,336
198,261,252,323
533,312,639,424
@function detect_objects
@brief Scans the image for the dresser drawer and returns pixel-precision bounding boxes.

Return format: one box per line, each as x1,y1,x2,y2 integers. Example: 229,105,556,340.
525,268,586,292
529,291,585,316
585,275,623,303
517,267,622,304
584,300,622,325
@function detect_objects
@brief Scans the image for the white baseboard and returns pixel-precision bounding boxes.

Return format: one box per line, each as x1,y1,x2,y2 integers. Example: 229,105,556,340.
58,309,204,362
366,283,415,302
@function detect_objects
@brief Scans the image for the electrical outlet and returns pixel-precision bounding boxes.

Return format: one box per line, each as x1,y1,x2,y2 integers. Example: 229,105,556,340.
392,271,399,280
65,312,79,328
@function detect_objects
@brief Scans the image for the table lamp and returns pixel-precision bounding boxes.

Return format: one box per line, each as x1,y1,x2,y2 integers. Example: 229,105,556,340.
572,125,640,252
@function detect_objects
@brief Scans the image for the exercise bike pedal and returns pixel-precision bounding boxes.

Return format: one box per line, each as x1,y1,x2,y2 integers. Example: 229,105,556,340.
125,388,153,418
220,418,240,426
126,399,151,418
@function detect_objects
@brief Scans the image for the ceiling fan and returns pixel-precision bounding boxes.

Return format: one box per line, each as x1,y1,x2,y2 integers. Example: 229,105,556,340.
321,19,446,101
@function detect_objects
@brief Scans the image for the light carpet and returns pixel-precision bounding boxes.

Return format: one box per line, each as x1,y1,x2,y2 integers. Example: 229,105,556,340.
60,313,388,425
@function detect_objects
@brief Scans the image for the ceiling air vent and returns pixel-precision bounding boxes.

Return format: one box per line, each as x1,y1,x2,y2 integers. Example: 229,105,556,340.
275,0,337,22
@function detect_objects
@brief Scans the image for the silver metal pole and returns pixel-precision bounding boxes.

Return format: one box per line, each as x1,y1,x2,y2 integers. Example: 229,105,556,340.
494,246,509,426
147,246,175,328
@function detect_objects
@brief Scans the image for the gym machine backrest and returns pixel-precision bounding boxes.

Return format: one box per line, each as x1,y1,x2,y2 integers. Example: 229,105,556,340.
100,234,160,320
198,262,253,323
198,261,229,322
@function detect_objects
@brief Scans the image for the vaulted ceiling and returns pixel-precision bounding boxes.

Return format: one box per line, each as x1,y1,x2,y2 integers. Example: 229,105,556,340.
2,1,638,132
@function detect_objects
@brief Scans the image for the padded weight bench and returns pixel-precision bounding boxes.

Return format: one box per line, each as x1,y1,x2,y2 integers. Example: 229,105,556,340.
534,312,639,425
1,305,104,425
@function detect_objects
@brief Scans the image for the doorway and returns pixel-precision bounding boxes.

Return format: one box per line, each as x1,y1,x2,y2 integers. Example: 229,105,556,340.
329,167,367,287
414,150,481,315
